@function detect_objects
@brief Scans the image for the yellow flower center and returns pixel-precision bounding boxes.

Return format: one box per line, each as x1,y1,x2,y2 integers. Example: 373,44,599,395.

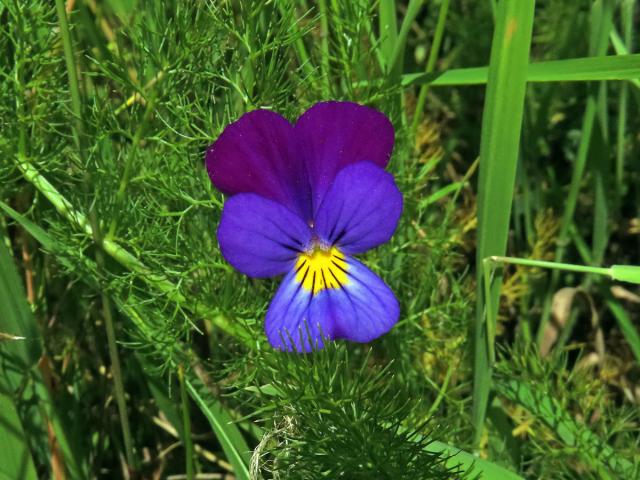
294,246,349,294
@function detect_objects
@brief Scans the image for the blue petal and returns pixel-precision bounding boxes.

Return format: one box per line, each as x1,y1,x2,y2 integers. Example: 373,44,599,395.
265,255,399,352
314,161,403,255
217,193,313,278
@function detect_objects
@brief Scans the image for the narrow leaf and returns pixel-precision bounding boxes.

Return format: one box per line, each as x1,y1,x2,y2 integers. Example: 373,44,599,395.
187,378,251,480
402,54,640,87
472,0,536,446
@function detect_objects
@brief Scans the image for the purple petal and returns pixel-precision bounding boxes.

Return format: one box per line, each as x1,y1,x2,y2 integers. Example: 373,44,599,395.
314,161,403,255
217,193,312,278
206,109,312,219
265,253,399,352
295,101,395,213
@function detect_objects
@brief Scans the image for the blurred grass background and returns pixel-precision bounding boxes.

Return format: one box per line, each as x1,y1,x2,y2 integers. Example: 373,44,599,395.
1,0,640,478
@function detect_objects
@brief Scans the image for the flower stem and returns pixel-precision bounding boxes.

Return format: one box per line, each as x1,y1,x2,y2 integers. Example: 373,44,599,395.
54,0,135,468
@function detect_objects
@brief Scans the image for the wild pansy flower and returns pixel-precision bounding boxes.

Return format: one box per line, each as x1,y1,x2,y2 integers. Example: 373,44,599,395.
206,101,402,352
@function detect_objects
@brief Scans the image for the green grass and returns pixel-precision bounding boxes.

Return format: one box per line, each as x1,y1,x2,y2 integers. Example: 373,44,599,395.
472,0,536,447
1,0,640,478
0,238,40,480
402,53,640,86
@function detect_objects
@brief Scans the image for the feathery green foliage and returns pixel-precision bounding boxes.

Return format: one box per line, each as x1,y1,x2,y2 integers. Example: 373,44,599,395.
1,0,640,478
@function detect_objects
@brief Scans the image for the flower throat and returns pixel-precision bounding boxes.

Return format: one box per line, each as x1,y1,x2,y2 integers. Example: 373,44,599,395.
294,245,349,295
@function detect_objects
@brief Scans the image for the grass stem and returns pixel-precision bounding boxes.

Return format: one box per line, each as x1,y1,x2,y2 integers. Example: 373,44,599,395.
179,365,195,480
54,0,135,467
411,0,450,134
317,0,331,96
488,256,611,277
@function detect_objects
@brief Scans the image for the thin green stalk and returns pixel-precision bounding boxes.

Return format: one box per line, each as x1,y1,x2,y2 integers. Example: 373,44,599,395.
616,72,629,196
488,0,497,23
277,3,316,84
610,31,640,89
488,256,610,277
472,0,535,447
107,98,156,240
390,0,423,127
426,441,524,479
54,0,83,150
11,161,247,343
536,0,614,347
606,298,640,364
591,81,610,266
488,256,640,285
387,0,423,76
179,365,195,480
411,0,450,134
54,0,135,467
425,362,454,419
483,258,496,364
616,0,634,195
101,283,135,466
555,92,599,260
556,0,612,260
485,255,640,371
399,53,640,88
187,380,252,480
317,0,331,96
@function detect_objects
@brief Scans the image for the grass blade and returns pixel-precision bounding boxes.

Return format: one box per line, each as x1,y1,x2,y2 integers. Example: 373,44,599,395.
425,440,524,480
179,365,195,480
472,0,536,447
616,0,635,195
411,0,451,133
378,0,398,71
384,0,423,125
0,394,38,480
187,377,251,480
0,229,84,478
387,0,423,76
606,299,640,365
402,53,640,87
317,0,331,96
591,82,610,265
0,242,41,373
0,238,39,480
556,0,612,260
535,0,615,347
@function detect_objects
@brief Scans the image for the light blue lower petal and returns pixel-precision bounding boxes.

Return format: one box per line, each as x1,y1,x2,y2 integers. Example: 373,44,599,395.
265,256,399,352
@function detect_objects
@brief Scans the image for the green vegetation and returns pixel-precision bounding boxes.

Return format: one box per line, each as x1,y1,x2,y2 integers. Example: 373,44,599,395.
1,0,639,478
